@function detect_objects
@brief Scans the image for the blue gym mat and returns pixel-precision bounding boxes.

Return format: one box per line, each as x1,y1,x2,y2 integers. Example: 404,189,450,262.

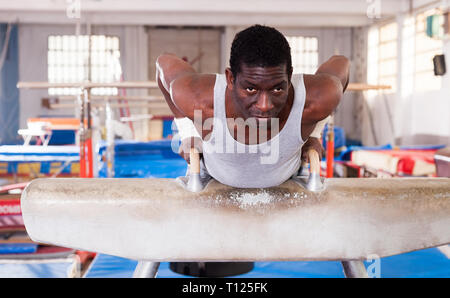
85,247,450,278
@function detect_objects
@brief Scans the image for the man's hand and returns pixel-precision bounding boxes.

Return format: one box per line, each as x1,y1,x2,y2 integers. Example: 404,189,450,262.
179,137,203,164
301,137,324,162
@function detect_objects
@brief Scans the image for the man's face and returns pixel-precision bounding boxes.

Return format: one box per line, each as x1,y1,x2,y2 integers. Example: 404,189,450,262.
226,63,291,126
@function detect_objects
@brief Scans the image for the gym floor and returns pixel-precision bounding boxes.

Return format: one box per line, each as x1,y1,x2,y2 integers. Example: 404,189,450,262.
84,248,450,278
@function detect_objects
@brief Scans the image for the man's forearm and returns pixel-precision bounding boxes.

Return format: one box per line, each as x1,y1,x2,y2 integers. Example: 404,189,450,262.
315,55,350,92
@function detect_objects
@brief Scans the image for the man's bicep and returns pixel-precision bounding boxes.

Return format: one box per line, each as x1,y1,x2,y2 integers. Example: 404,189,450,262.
169,76,195,119
321,75,343,117
315,55,350,91
304,74,343,123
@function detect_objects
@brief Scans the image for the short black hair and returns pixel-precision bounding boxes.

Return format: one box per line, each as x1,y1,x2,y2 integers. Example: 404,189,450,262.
229,24,292,78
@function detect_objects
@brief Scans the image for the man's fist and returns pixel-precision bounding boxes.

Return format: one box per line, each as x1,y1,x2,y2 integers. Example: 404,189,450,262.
179,137,203,164
301,137,324,162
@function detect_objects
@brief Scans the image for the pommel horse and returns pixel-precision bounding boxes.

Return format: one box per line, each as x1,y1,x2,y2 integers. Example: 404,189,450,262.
20,149,450,278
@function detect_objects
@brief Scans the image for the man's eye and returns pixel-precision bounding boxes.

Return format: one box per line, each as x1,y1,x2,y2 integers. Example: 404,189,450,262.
273,88,283,92
246,87,256,93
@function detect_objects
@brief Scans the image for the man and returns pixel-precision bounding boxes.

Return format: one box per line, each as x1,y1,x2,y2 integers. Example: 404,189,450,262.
156,24,349,188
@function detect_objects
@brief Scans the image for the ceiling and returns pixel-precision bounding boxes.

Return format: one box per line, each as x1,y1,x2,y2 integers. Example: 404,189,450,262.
0,0,443,27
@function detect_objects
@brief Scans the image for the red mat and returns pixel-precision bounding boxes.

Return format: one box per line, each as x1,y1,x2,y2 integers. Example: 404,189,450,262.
351,149,438,176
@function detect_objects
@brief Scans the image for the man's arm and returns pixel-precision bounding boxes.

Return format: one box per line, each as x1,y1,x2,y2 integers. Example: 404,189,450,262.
156,53,196,118
156,54,214,163
303,55,350,124
301,56,350,161
156,53,214,120
315,55,350,93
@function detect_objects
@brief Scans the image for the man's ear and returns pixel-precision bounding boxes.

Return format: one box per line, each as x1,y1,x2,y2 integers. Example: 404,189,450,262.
225,68,235,90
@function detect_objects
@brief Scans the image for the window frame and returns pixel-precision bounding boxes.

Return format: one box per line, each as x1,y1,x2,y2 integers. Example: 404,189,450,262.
286,35,319,75
47,34,121,96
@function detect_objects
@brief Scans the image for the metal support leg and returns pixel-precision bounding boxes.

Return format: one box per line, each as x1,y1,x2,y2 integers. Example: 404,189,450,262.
341,260,369,278
133,261,160,278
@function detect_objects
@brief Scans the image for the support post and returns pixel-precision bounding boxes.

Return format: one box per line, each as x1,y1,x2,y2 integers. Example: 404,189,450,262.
326,114,335,178
133,261,160,278
341,260,369,278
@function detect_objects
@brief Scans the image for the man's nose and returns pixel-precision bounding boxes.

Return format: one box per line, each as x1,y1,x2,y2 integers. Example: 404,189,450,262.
255,92,274,113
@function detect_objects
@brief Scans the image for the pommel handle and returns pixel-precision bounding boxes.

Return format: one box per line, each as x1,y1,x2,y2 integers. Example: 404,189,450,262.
189,147,200,174
308,149,321,175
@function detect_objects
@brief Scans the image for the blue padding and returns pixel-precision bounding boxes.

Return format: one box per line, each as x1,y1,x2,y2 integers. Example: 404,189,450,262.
0,243,38,254
322,125,346,150
102,159,187,179
157,261,346,278
98,140,179,158
88,247,450,278
345,139,363,147
48,130,76,145
0,260,75,278
97,140,187,178
39,162,50,174
365,247,450,278
84,254,138,278
162,120,174,138
0,146,80,164
0,145,79,156
399,144,446,150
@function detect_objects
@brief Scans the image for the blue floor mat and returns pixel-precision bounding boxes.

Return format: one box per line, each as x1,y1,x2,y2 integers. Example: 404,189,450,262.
0,259,76,278
84,254,138,278
85,247,450,278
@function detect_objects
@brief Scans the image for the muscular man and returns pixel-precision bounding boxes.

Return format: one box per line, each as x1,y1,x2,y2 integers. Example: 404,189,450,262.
157,25,349,188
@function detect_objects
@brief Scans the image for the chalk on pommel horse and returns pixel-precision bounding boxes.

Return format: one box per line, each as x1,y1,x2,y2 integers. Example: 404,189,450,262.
20,148,450,278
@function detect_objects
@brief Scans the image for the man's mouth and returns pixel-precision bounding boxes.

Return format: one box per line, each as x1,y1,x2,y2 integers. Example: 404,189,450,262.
251,115,272,119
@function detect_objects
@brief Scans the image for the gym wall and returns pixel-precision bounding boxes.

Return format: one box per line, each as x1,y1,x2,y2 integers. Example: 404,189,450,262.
17,23,362,143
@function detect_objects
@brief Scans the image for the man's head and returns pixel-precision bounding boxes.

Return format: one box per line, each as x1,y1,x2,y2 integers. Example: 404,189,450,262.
229,25,293,78
226,25,293,124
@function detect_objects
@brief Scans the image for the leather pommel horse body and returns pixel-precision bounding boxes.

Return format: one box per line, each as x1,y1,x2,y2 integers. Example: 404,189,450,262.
21,177,450,265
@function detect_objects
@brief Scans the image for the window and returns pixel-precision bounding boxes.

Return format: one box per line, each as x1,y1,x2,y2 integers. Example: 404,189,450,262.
286,36,319,74
401,16,415,96
378,22,398,92
48,35,121,96
367,21,398,93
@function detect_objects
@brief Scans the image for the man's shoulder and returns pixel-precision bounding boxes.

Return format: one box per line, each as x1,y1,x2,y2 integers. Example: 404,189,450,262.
171,74,216,118
303,73,341,93
302,73,343,123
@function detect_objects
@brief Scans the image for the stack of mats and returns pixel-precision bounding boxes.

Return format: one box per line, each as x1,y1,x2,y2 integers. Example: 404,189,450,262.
0,182,81,277
0,145,80,177
336,144,446,177
97,139,187,178
0,185,34,254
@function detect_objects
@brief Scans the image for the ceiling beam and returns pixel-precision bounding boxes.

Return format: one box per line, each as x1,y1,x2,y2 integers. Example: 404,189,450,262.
0,0,407,27
0,0,406,14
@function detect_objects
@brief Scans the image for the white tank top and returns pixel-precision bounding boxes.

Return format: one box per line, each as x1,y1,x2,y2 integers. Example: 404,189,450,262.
202,73,306,188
